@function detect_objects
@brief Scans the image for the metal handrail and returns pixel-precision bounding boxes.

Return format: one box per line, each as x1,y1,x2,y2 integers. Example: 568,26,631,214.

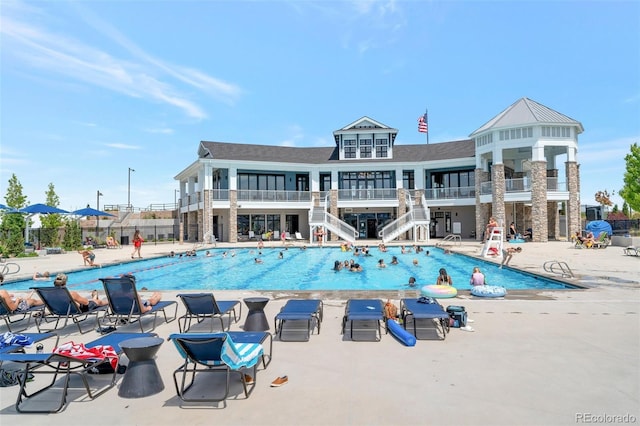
543,260,574,278
1,262,21,276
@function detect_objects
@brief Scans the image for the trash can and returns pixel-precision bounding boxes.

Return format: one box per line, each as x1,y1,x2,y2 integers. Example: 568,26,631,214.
120,236,129,246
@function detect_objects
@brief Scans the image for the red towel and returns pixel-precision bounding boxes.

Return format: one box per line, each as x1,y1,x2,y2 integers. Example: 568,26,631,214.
53,342,118,370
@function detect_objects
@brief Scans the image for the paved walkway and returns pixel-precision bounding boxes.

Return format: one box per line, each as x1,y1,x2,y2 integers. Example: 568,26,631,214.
1,240,638,425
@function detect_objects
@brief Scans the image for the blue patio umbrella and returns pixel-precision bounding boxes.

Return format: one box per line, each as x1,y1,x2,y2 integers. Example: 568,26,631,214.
72,207,115,217
19,204,70,242
20,203,70,215
0,203,18,212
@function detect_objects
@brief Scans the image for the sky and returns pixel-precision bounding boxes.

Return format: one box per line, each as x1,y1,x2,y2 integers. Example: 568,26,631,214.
1,0,638,212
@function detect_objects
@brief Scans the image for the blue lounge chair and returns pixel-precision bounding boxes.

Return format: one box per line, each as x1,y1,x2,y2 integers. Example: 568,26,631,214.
227,331,272,368
100,274,177,332
32,286,108,334
0,332,59,366
169,332,264,405
400,298,450,340
341,299,385,341
0,295,44,333
274,299,323,341
0,332,156,413
176,293,241,332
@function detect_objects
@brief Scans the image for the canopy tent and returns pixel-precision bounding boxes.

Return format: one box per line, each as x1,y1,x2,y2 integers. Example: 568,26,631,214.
585,220,613,238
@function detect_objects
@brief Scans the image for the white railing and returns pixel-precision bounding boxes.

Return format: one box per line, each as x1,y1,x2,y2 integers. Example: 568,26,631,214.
424,186,475,200
378,192,415,242
237,190,312,202
480,177,567,195
337,188,397,201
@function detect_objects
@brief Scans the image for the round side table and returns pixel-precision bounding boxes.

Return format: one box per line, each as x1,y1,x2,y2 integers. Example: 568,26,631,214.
243,297,270,331
118,336,164,398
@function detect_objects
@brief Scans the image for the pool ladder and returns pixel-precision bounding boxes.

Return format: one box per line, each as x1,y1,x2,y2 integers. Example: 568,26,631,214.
436,234,462,247
543,260,574,279
0,260,21,277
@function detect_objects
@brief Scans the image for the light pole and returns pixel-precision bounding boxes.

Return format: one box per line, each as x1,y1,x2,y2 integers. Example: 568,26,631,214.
174,189,180,243
96,190,103,237
128,168,135,210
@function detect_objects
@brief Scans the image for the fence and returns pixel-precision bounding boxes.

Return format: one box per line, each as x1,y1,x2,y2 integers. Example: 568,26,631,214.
84,225,181,246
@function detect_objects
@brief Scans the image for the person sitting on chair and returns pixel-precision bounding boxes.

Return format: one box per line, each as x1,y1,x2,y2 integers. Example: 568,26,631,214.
0,289,43,312
53,273,108,312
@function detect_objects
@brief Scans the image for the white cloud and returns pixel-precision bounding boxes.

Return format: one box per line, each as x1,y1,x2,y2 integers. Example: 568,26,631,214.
0,2,243,120
105,143,141,150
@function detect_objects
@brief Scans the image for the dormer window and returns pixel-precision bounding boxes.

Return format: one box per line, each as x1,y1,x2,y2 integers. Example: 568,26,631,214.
360,139,372,158
344,139,356,158
376,138,388,158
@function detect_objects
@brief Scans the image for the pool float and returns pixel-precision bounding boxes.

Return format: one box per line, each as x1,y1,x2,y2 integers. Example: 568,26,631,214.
421,285,458,299
471,285,507,298
387,319,416,346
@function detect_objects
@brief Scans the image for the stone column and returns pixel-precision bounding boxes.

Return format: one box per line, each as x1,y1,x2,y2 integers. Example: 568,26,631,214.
229,190,238,243
531,161,548,242
330,189,338,241
203,189,212,241
547,200,558,240
397,188,407,240
491,163,506,232
475,168,489,240
566,161,581,238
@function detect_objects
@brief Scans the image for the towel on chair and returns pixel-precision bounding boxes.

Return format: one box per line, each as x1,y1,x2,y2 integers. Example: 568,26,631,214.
53,341,119,370
0,332,33,349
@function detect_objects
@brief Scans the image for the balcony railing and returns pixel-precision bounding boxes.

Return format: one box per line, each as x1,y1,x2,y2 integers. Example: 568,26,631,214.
480,178,567,195
337,188,397,201
424,186,475,200
212,189,230,200
237,190,312,202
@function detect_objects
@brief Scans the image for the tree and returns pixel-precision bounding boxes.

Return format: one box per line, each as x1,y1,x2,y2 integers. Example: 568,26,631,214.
0,174,27,256
619,142,640,212
61,219,83,251
622,201,630,218
40,183,64,247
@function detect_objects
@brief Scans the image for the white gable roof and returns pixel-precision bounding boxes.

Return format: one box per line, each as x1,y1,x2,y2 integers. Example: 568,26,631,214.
469,98,584,136
335,116,396,132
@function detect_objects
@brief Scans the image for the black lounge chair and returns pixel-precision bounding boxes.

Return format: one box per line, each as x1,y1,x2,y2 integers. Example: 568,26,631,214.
169,333,264,405
0,295,45,333
341,299,385,341
100,274,177,332
274,299,323,341
32,286,108,334
0,332,156,413
176,293,242,332
400,298,450,340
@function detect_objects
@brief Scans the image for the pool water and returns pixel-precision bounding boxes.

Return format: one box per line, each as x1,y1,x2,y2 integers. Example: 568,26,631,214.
8,246,576,292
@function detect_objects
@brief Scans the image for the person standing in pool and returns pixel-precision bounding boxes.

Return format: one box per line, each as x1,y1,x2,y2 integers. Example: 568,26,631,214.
436,268,453,285
131,230,144,259
470,267,486,286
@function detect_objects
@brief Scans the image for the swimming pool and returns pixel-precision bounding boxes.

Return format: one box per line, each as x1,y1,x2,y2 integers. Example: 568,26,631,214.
7,246,576,292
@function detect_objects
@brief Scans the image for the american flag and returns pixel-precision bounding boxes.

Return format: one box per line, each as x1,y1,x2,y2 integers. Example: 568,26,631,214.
418,113,428,133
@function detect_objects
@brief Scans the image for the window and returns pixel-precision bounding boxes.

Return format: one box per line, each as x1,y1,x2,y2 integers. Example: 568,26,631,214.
343,139,356,158
359,139,372,158
238,173,285,190
403,170,415,189
542,126,570,138
339,171,395,190
376,145,388,158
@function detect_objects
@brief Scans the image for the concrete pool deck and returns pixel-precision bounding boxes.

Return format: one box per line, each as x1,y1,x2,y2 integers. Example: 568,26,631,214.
1,239,638,425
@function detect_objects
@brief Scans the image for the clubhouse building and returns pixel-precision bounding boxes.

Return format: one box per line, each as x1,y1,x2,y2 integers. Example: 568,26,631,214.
175,97,583,244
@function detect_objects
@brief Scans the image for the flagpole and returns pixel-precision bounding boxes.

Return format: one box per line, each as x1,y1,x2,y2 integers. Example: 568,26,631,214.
426,108,429,144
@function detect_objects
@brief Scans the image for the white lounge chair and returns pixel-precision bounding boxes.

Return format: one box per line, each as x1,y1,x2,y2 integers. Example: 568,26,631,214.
294,232,305,241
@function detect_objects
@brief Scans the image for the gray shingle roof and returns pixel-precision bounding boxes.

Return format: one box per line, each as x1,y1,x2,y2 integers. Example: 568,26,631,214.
199,139,475,165
470,97,584,136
